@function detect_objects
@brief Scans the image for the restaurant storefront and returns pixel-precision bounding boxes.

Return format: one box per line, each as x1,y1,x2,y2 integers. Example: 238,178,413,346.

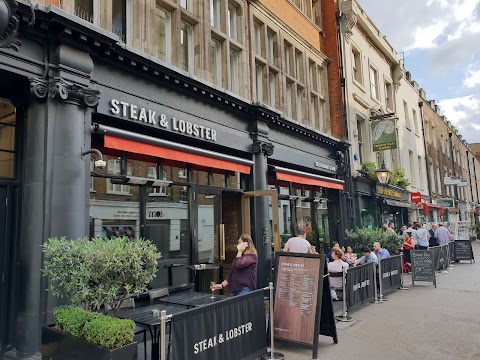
0,3,348,356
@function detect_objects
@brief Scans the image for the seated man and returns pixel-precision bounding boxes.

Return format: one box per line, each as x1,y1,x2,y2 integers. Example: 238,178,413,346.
354,247,378,266
373,242,390,260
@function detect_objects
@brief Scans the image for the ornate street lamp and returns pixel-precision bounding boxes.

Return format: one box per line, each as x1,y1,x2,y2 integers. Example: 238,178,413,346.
375,161,391,184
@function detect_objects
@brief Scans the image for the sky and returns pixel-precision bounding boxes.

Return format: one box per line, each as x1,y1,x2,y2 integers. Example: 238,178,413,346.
358,0,480,144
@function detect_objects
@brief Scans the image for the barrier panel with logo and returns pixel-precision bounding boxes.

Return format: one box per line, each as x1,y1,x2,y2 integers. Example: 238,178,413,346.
379,256,402,295
345,263,375,312
170,289,267,360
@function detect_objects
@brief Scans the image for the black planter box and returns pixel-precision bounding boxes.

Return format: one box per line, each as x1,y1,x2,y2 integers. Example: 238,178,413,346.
42,326,137,360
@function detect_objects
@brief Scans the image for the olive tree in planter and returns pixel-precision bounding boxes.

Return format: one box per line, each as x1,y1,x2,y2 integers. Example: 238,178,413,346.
41,236,161,360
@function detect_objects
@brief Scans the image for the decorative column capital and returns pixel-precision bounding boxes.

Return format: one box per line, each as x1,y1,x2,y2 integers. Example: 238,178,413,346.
49,77,100,108
253,140,274,156
29,77,49,101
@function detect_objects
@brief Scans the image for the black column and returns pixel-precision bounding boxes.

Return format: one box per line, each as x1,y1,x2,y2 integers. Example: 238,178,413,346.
15,45,99,357
251,121,274,289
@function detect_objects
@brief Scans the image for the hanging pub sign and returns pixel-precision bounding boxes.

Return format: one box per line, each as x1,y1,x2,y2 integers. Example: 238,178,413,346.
371,119,397,151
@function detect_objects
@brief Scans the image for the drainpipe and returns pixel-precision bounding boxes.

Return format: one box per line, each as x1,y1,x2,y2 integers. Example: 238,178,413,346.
418,102,432,211
336,10,356,232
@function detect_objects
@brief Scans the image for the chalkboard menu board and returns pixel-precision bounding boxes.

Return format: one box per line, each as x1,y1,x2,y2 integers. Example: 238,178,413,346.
411,250,436,288
454,240,475,263
273,253,336,359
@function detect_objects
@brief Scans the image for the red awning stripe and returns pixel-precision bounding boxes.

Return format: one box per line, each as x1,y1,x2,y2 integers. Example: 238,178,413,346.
275,167,344,190
104,135,251,174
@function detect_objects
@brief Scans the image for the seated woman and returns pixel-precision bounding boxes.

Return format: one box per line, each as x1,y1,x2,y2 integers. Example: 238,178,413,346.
328,247,349,292
343,246,357,267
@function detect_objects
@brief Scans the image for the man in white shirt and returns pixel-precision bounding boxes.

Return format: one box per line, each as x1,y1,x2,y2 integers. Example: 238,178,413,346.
283,228,315,254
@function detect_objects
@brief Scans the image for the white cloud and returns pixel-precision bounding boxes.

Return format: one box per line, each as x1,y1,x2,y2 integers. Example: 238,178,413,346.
406,21,448,50
464,69,480,88
437,95,480,142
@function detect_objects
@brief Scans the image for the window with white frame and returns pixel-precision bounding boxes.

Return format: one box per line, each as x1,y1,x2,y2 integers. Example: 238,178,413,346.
357,116,365,164
210,38,223,87
286,80,295,118
369,66,379,100
179,188,188,203
295,50,304,83
413,109,419,134
255,63,265,103
404,100,411,129
148,167,168,196
210,0,221,28
90,158,95,191
269,71,278,108
180,0,192,12
229,49,239,93
253,21,262,57
352,46,362,84
178,168,188,179
296,87,307,125
155,5,169,62
285,41,294,76
309,60,319,93
418,156,424,190
409,151,416,188
227,3,237,40
179,21,193,72
267,30,276,64
312,0,322,27
385,81,393,111
107,159,132,194
112,0,128,43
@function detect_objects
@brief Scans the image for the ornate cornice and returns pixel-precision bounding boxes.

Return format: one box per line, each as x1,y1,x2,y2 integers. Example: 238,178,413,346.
49,77,100,107
253,140,274,156
0,0,20,50
343,13,357,44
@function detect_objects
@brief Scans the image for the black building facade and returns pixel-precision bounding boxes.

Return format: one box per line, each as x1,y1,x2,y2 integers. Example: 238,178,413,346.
0,2,348,356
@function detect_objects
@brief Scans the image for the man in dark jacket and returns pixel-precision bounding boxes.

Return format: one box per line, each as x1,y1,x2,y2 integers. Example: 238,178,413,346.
428,224,439,247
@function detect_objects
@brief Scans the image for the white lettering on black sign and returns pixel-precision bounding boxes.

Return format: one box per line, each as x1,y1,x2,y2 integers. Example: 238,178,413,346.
193,322,253,355
352,280,370,291
110,99,218,142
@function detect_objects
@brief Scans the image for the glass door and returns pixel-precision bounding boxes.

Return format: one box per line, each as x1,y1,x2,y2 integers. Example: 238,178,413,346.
192,186,222,290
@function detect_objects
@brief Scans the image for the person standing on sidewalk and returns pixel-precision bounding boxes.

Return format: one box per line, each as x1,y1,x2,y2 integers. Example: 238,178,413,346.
283,228,316,254
435,223,451,246
414,223,429,250
428,224,439,247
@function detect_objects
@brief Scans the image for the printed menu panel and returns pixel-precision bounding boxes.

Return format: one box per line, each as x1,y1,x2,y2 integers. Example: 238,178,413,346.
274,256,321,345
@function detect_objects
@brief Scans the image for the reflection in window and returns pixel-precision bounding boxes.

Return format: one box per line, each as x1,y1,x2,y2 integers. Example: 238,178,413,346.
112,0,127,42
148,167,168,196
107,159,132,194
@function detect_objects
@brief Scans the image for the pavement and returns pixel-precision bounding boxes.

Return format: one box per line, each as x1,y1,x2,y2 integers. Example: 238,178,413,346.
275,241,480,360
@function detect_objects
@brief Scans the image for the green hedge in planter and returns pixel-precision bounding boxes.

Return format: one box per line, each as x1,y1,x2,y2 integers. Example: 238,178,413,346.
53,306,134,350
345,228,403,256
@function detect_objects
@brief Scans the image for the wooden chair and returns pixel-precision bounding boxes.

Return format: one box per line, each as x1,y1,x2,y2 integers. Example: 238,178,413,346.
106,298,147,360
148,288,169,303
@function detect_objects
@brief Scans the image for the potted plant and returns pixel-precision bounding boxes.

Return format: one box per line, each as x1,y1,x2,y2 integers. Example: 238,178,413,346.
388,169,410,190
41,236,161,359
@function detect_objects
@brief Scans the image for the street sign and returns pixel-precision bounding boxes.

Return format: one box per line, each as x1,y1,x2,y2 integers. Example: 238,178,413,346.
410,192,422,203
444,176,461,186
456,180,468,188
436,198,455,208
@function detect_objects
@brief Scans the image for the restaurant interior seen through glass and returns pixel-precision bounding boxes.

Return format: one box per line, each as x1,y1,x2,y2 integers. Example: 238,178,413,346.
90,136,331,292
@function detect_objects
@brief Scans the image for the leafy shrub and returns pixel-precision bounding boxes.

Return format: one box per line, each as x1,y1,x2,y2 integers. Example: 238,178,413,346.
43,236,161,312
360,162,377,180
345,228,402,255
83,313,135,349
53,306,134,349
389,168,410,189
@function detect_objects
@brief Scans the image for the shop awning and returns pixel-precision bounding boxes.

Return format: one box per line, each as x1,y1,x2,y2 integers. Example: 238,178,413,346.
423,201,444,216
385,200,417,209
93,124,253,174
273,166,344,190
